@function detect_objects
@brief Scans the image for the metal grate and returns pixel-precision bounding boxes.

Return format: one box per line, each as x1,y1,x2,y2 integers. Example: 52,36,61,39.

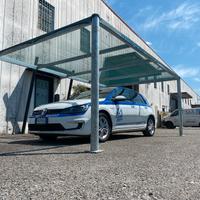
38,0,55,32
32,109,64,116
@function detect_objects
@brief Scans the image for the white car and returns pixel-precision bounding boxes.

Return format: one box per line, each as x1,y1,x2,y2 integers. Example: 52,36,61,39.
28,87,155,142
163,108,200,129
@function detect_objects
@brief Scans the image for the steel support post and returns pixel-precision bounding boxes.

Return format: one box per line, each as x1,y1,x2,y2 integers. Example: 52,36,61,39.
177,78,183,136
90,14,101,153
67,79,73,100
22,70,36,134
22,57,38,134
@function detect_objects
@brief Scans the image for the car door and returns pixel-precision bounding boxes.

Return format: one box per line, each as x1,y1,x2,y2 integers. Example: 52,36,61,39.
170,110,179,126
114,88,140,127
184,109,197,127
132,94,149,125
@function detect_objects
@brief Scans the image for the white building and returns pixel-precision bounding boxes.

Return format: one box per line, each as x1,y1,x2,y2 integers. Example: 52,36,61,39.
0,0,199,134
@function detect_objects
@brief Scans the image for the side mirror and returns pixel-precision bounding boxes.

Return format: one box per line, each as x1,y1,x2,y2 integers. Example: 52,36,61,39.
112,95,127,102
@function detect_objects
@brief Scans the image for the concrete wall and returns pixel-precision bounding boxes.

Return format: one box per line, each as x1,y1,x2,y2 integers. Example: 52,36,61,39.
0,0,199,133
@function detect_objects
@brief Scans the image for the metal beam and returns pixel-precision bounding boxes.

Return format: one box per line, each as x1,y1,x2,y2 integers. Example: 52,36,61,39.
39,68,67,78
0,56,68,78
37,54,91,69
90,14,101,153
0,56,36,69
44,65,74,75
100,44,129,54
177,78,183,136
67,79,73,100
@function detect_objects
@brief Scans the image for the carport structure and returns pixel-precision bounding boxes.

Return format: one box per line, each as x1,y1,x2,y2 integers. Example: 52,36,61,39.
0,14,183,153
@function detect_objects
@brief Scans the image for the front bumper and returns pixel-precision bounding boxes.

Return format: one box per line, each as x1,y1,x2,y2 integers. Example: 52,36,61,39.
28,114,91,136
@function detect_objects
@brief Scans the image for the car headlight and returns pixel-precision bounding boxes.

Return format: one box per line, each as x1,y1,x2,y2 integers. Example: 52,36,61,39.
61,104,90,115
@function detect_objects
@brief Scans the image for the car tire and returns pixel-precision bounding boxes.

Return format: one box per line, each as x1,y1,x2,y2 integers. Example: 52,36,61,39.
39,135,57,141
143,117,155,137
166,121,176,129
99,112,112,142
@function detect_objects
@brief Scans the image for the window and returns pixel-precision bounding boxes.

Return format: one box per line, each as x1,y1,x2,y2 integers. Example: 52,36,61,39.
154,82,157,89
161,82,164,92
80,28,90,54
38,0,55,32
120,89,135,101
132,94,146,104
167,84,170,94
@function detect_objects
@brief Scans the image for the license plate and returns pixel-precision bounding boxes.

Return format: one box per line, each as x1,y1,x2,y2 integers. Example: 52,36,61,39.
36,117,48,124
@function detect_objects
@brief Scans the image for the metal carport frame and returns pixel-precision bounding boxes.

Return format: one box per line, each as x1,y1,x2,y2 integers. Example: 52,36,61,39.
0,14,183,153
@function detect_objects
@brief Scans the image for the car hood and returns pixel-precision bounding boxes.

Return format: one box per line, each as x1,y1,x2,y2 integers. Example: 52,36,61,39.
34,99,105,111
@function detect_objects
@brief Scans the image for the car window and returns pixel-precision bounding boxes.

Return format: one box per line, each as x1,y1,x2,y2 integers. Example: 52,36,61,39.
132,94,146,104
171,110,178,117
121,89,132,100
197,109,200,115
185,110,194,115
73,88,113,100
111,87,124,98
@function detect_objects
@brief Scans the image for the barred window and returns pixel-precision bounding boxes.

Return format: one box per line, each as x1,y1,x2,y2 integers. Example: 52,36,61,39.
167,84,170,94
161,82,164,92
154,82,157,89
38,0,55,32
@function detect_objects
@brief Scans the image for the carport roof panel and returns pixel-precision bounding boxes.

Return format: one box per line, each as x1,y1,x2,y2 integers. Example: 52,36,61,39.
0,15,179,85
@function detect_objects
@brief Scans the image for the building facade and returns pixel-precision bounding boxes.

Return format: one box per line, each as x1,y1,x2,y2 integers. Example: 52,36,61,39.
0,0,199,134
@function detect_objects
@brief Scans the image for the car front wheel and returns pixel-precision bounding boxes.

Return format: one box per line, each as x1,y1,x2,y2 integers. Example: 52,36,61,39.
166,121,176,129
143,117,155,137
99,113,112,142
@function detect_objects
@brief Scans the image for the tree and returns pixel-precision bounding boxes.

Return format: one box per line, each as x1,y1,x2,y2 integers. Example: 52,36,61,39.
70,84,89,99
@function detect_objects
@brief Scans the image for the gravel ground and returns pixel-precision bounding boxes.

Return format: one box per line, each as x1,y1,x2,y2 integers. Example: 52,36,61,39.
1,128,200,200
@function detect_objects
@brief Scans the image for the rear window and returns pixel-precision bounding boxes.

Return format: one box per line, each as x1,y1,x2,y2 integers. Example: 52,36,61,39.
133,94,146,104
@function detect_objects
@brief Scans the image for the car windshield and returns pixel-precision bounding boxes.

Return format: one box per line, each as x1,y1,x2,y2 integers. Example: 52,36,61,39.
72,88,114,100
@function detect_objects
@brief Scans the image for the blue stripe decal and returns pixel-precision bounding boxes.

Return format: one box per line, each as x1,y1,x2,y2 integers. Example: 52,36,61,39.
99,100,150,107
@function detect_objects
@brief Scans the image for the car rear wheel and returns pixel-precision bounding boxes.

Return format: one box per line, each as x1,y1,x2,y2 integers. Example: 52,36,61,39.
39,135,57,141
99,113,112,142
143,117,155,137
166,121,176,129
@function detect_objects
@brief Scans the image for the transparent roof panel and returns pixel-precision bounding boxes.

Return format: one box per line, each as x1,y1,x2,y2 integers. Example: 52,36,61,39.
0,16,178,86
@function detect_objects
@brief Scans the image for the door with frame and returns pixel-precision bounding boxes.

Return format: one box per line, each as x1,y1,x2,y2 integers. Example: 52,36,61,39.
34,75,54,108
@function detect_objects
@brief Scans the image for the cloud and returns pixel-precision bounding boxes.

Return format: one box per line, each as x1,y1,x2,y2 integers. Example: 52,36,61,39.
135,6,153,17
142,2,200,30
194,78,200,82
174,65,200,78
197,42,200,47
146,41,152,46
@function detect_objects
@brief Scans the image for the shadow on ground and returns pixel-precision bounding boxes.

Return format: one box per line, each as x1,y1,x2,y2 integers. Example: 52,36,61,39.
0,134,143,157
